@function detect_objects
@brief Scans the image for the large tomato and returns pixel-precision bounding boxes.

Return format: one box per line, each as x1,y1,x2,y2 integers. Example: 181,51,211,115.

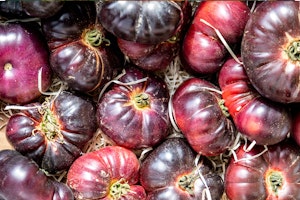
242,1,300,103
41,1,122,94
140,138,224,200
97,65,170,149
5,91,98,174
67,145,146,200
218,57,291,145
225,139,300,199
171,77,235,156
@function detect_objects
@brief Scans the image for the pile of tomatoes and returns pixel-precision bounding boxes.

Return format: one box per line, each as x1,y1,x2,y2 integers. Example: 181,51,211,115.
1,1,300,200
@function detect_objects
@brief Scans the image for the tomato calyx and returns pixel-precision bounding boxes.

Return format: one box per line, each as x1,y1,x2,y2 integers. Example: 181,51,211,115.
109,178,131,199
133,93,150,109
84,27,110,47
266,169,284,197
218,99,230,117
178,172,198,195
286,40,300,61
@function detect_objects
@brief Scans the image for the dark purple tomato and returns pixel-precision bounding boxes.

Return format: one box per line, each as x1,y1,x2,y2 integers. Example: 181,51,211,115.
0,22,52,105
218,57,291,145
140,138,224,200
41,1,122,94
0,149,73,200
99,0,184,44
242,1,300,103
6,91,98,174
225,139,300,199
21,0,64,18
0,0,29,18
67,145,146,200
97,66,170,149
172,78,235,156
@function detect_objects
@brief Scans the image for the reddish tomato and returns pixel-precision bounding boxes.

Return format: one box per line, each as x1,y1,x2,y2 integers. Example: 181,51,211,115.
97,66,170,149
242,1,300,103
171,78,235,156
6,91,98,174
67,145,146,200
140,138,224,200
218,57,291,145
225,139,300,199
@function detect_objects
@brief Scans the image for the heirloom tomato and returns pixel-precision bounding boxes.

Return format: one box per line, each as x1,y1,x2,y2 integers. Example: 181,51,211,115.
99,0,184,45
242,1,300,103
171,78,235,156
140,138,224,200
41,1,122,94
6,91,98,174
225,139,300,199
0,21,52,105
218,57,291,145
67,145,146,200
0,149,73,200
97,65,170,149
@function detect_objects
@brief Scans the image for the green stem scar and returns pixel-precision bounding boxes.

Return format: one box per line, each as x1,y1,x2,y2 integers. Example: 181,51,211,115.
109,179,130,199
286,40,300,61
84,29,110,47
133,93,150,109
266,170,283,196
4,63,13,71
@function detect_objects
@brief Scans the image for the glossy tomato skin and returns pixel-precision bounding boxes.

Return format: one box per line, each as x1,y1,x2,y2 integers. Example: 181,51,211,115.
172,78,235,156
41,1,122,93
218,57,291,145
67,145,146,200
140,138,224,200
99,1,184,44
242,1,300,103
0,22,52,105
0,149,73,200
225,139,300,200
6,91,98,174
97,66,170,149
21,1,64,18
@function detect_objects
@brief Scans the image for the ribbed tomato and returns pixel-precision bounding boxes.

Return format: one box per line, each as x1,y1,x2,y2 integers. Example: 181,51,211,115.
97,66,170,149
171,77,235,156
218,57,291,145
67,145,146,200
5,91,98,174
225,139,300,199
242,1,300,103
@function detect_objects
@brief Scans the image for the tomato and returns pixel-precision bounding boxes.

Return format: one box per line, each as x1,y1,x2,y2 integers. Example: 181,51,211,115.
140,138,224,200
171,77,235,156
67,145,146,200
41,1,122,94
97,65,170,149
5,91,98,174
0,21,52,105
0,149,73,200
99,1,184,44
225,139,300,199
242,1,300,103
218,57,291,145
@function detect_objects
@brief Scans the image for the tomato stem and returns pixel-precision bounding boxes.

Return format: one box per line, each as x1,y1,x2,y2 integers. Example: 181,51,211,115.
178,172,198,195
286,40,300,61
84,28,110,47
266,170,283,196
109,178,130,199
134,93,150,109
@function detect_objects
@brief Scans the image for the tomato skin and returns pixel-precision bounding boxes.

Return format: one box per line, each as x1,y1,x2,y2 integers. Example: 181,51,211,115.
218,57,291,145
242,1,300,103
99,1,184,44
0,22,52,105
6,91,98,174
67,145,146,200
225,139,300,200
97,66,170,149
172,78,235,156
140,138,224,200
0,149,73,200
